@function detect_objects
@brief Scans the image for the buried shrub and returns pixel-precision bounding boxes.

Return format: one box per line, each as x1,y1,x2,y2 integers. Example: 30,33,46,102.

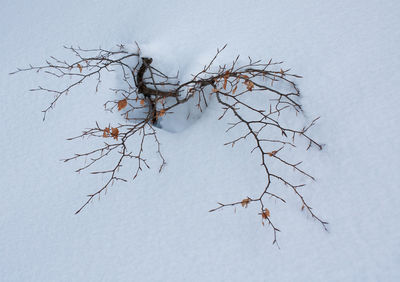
11,44,327,245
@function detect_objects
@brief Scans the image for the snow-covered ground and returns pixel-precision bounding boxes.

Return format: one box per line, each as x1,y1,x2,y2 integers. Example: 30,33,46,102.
1,0,399,281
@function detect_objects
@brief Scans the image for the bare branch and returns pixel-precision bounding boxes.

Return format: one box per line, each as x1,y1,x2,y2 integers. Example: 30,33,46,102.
12,44,326,245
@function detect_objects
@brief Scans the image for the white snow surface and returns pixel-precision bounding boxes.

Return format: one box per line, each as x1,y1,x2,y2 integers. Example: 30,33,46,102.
1,0,400,281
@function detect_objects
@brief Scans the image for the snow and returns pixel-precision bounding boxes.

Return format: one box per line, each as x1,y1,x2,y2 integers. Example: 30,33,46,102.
1,0,400,281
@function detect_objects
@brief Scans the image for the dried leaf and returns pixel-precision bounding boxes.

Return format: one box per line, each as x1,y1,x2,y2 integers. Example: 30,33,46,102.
232,85,237,94
223,71,230,90
140,99,145,106
117,99,127,111
158,109,166,118
246,81,254,91
241,198,250,208
77,63,82,73
111,127,119,140
267,150,277,157
262,208,270,219
103,127,110,138
212,88,218,93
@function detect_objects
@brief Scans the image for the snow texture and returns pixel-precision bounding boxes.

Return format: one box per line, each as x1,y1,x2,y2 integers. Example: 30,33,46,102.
1,0,399,281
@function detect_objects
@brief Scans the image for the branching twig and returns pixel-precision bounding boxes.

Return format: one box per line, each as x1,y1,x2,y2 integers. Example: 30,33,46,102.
11,44,326,245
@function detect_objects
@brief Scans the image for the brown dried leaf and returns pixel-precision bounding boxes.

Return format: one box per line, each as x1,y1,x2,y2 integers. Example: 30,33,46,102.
223,71,230,90
77,63,82,73
246,81,254,91
262,208,270,219
111,127,119,140
117,99,127,111
267,150,277,157
103,127,110,138
241,198,250,208
232,85,237,94
158,109,166,118
140,99,145,106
